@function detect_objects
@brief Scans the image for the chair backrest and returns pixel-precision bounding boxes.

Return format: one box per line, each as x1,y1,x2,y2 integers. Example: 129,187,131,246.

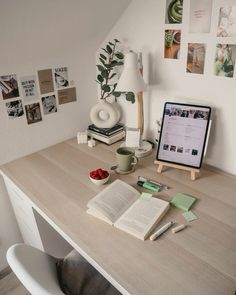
7,243,64,295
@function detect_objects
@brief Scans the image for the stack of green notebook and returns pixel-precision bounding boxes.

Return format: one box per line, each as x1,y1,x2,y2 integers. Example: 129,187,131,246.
170,193,196,212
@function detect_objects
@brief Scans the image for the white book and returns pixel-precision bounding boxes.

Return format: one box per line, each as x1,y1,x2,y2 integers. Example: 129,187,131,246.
87,180,169,240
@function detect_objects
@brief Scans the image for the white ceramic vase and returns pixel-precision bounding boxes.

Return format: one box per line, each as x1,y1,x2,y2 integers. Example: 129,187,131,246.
90,100,120,128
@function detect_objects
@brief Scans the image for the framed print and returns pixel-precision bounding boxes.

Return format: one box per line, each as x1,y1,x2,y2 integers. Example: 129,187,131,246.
156,102,211,169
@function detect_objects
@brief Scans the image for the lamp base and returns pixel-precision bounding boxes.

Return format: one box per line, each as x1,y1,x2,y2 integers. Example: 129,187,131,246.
120,140,153,158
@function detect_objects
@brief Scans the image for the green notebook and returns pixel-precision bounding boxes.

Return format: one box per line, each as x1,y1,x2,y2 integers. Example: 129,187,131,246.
170,193,196,211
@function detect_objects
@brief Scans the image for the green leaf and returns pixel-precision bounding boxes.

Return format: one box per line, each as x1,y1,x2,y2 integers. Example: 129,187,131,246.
100,54,106,60
102,85,111,92
114,39,120,43
126,92,135,103
113,92,121,97
110,60,118,67
102,48,108,54
109,42,114,46
106,45,112,54
101,70,109,78
97,65,104,72
109,73,116,79
116,61,124,66
99,58,105,65
115,52,124,59
97,75,104,83
113,83,117,89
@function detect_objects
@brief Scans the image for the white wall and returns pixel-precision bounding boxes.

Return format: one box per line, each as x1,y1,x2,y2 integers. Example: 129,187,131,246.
106,0,236,175
0,0,131,270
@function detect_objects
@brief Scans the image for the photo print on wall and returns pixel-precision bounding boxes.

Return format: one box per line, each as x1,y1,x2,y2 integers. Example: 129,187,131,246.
58,87,77,105
38,69,54,94
165,0,183,24
186,43,206,74
54,67,69,89
217,6,236,37
189,0,212,33
164,29,181,59
0,74,19,99
41,95,57,114
20,75,38,101
25,103,42,124
5,100,24,119
214,44,236,78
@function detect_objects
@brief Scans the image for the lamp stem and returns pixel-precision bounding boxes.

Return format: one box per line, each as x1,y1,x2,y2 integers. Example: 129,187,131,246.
138,52,144,135
138,92,144,135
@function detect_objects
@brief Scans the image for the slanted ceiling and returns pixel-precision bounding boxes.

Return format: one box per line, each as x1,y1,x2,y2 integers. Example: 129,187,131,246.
0,0,131,66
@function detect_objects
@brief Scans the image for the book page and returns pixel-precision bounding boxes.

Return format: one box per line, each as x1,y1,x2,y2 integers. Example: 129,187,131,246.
114,197,169,240
87,180,140,224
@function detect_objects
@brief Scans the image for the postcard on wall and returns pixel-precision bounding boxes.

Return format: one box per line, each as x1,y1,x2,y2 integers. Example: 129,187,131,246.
54,67,69,89
37,69,54,95
217,6,236,37
0,74,19,99
20,75,38,101
214,44,236,78
189,0,212,33
25,103,42,124
5,100,24,119
41,94,57,114
186,43,206,74
164,29,181,59
165,0,183,24
58,87,77,105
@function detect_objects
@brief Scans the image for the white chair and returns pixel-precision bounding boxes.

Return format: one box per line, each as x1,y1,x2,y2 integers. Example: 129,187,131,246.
6,243,64,295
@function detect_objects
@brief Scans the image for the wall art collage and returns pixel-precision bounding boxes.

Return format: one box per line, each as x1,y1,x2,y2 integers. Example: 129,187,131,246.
164,0,236,78
0,67,77,123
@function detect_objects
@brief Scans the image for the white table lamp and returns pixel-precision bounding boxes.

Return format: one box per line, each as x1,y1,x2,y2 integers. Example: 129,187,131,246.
116,51,152,157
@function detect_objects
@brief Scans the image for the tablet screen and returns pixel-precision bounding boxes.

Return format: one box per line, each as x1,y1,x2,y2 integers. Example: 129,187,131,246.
156,102,211,169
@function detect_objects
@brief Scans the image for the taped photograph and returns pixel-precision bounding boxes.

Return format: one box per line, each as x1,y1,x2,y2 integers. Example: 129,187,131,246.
20,75,38,101
217,6,236,37
6,100,24,119
25,103,42,124
165,0,183,24
214,44,236,78
41,95,57,114
0,74,19,99
58,87,77,105
186,43,206,74
54,67,69,89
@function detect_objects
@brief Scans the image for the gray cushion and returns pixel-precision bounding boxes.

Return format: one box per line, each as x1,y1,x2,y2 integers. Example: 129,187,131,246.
56,250,121,295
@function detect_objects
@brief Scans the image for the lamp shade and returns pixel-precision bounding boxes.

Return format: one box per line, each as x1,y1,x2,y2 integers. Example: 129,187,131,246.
116,51,147,93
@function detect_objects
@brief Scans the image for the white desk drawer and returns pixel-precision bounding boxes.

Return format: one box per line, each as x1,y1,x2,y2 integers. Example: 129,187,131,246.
3,175,44,250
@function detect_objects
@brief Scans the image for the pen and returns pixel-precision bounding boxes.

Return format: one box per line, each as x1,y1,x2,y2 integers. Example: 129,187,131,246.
149,221,174,241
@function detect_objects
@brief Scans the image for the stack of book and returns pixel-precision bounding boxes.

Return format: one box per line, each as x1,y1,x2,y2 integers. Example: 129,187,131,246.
87,123,125,145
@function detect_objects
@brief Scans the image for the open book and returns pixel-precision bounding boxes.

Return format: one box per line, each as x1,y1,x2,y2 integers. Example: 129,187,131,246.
87,180,170,240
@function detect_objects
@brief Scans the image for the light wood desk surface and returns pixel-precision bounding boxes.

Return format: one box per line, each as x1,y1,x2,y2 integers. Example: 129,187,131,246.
1,138,236,295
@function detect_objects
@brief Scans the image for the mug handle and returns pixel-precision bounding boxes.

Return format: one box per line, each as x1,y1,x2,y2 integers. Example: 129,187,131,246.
131,156,138,166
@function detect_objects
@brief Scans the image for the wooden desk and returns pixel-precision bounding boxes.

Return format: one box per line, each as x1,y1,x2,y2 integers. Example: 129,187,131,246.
1,138,236,295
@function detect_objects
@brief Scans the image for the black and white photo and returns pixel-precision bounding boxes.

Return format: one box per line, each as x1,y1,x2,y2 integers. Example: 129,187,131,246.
41,95,57,114
5,100,24,119
54,67,69,89
25,103,42,124
0,74,19,99
20,75,38,101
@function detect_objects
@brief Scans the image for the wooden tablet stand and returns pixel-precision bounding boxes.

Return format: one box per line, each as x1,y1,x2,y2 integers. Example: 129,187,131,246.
154,160,200,181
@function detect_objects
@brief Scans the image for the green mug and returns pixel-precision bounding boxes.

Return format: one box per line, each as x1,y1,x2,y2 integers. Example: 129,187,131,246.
116,147,138,172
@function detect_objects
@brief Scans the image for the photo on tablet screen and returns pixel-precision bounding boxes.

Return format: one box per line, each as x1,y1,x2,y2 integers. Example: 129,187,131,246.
156,102,211,169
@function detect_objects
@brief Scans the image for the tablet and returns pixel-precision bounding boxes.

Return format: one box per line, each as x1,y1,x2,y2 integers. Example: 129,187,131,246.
156,102,211,169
